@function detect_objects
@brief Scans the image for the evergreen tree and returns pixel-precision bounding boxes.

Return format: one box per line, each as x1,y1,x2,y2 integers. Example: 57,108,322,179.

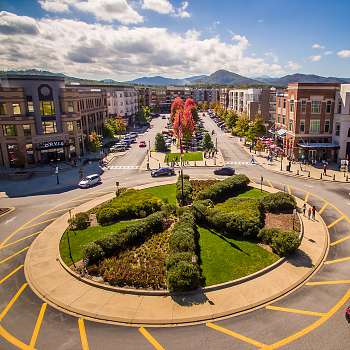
155,133,167,152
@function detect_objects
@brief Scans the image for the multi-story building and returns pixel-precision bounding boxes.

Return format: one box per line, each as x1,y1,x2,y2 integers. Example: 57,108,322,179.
333,84,350,160
192,88,219,104
275,82,340,161
219,88,229,110
0,75,108,168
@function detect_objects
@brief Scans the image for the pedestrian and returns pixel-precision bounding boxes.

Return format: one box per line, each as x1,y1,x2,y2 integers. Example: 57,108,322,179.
251,155,255,164
323,163,327,175
308,207,312,220
249,145,252,153
302,203,306,216
312,206,316,220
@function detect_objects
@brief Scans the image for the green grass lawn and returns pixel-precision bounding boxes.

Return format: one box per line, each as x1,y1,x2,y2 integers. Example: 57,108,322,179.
141,184,177,205
199,226,279,286
165,151,203,163
60,220,138,265
236,187,267,199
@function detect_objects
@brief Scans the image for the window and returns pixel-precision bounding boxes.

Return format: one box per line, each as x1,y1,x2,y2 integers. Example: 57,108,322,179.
2,125,17,136
12,103,21,115
7,144,20,167
338,100,342,114
289,120,293,131
40,100,55,116
23,124,31,136
301,100,307,113
300,120,305,133
42,121,57,134
67,101,74,113
66,121,74,132
277,115,281,123
290,99,294,112
310,119,320,133
283,98,286,109
26,143,34,164
27,101,34,113
326,101,332,114
311,101,321,114
335,123,340,136
76,120,81,129
324,119,330,133
0,103,7,115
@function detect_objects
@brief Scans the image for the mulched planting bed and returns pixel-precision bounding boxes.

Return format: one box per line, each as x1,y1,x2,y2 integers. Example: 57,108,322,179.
265,212,301,233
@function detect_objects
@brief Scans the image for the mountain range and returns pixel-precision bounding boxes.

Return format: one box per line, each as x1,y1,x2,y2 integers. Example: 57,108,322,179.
1,69,350,87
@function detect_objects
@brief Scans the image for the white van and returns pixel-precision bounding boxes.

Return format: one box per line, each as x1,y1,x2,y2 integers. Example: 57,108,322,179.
78,174,101,188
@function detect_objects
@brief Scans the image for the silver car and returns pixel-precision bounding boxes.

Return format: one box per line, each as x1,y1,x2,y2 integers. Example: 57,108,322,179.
78,174,101,188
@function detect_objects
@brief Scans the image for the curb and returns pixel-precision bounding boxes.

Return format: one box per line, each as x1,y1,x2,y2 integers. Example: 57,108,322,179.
0,207,15,219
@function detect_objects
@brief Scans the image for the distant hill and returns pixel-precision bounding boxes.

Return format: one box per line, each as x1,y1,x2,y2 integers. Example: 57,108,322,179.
257,73,350,86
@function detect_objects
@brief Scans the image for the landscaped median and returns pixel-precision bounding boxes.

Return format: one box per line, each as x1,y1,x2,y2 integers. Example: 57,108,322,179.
24,178,329,325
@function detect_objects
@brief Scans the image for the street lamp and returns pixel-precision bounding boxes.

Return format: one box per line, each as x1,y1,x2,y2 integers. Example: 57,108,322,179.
280,153,283,171
115,181,120,197
55,165,59,185
260,176,263,192
67,210,76,268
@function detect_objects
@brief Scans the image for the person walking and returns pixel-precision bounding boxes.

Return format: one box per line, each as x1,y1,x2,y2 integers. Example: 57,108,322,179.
251,155,256,164
312,205,316,220
323,163,327,175
308,207,312,220
302,203,306,216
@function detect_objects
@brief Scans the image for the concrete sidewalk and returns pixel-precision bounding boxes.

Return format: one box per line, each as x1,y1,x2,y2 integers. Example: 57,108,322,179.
24,182,328,326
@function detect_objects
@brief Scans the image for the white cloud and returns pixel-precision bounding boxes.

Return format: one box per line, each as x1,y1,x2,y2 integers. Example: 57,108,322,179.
0,12,287,80
142,0,174,14
308,55,322,62
285,61,301,71
324,50,333,55
38,0,73,13
312,43,325,49
337,50,350,58
0,11,39,35
264,51,279,63
175,1,190,18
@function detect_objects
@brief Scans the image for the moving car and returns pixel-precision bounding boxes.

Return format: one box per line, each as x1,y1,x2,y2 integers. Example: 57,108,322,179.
78,174,101,188
161,115,166,119
151,167,175,177
110,144,126,152
213,166,235,176
139,140,146,147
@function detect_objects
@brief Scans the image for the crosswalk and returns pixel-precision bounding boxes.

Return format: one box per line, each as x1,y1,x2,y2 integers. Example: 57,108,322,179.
225,161,255,166
108,165,139,170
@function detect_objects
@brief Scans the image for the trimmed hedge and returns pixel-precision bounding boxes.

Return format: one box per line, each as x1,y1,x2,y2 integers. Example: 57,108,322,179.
197,174,250,203
68,212,89,230
84,211,168,265
260,192,296,213
166,210,201,292
258,228,300,256
96,189,163,225
176,174,193,205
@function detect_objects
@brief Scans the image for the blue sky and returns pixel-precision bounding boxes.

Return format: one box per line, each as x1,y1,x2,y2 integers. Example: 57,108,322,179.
0,0,349,80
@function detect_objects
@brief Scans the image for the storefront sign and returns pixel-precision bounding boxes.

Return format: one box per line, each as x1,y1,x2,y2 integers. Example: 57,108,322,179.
38,140,65,150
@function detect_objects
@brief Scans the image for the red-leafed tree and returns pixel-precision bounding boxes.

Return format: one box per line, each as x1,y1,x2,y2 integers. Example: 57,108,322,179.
171,97,196,151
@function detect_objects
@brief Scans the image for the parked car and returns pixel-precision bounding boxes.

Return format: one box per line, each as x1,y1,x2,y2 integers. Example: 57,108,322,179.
161,115,166,119
213,166,235,176
78,174,101,188
151,167,175,177
139,140,146,147
110,144,126,152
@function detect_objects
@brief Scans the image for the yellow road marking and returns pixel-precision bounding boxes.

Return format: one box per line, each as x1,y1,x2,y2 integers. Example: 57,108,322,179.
330,234,350,246
78,318,90,350
0,231,41,250
319,202,329,214
306,280,350,286
304,192,310,203
0,265,23,285
261,288,350,350
324,256,350,265
327,215,345,229
0,283,27,321
0,325,32,350
287,185,292,195
267,179,274,188
47,206,76,214
0,247,29,265
23,218,56,230
139,327,165,350
266,305,326,317
29,303,47,348
206,322,267,348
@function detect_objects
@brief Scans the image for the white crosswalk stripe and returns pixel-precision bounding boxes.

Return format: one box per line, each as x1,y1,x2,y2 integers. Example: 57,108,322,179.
109,165,139,170
225,161,254,166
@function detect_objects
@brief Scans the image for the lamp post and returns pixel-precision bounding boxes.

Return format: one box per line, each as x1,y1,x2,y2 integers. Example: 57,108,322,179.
280,153,283,171
115,181,119,197
67,210,76,268
55,165,59,185
260,176,263,192
292,208,297,230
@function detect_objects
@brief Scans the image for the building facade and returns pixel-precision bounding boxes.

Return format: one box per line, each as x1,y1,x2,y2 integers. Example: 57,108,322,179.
275,82,340,161
0,75,108,168
219,88,229,110
333,84,350,160
192,88,219,104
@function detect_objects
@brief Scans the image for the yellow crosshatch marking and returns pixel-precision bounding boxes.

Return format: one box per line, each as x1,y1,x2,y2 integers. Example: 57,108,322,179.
0,265,23,285
306,280,350,286
206,322,267,348
0,284,28,322
0,231,41,250
23,218,56,230
139,327,165,350
330,234,350,246
0,247,29,265
266,305,326,317
30,303,47,348
78,318,90,350
304,192,310,203
324,256,350,265
319,202,329,214
287,185,292,195
327,215,345,229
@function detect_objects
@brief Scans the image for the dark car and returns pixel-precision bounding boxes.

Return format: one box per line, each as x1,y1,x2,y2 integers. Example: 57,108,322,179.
214,166,235,176
151,167,175,177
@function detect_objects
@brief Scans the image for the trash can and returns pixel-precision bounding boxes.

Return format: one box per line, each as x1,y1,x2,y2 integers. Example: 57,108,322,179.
286,165,291,171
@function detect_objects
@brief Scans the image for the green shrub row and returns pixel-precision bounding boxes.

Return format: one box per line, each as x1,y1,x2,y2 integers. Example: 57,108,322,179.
260,192,296,213
166,210,201,292
197,174,250,203
96,189,163,225
176,174,193,205
258,228,301,256
83,211,168,265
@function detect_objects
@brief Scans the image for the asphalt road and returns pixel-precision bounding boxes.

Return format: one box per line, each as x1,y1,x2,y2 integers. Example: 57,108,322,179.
1,115,350,350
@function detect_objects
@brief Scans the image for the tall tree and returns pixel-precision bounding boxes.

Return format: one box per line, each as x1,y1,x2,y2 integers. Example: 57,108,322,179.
202,133,214,151
233,114,250,138
88,132,102,152
115,118,126,139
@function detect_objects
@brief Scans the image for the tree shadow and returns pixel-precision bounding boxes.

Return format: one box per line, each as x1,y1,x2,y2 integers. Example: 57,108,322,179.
287,249,314,268
170,289,215,307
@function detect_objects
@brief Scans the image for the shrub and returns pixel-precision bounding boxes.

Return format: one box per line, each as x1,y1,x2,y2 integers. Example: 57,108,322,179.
167,261,201,292
271,230,301,256
176,174,193,205
165,252,193,270
155,133,167,152
68,212,89,230
258,228,281,245
83,242,104,265
260,192,296,213
197,174,250,203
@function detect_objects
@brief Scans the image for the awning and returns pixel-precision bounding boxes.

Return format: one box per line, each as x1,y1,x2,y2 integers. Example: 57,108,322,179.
276,129,287,137
297,143,340,150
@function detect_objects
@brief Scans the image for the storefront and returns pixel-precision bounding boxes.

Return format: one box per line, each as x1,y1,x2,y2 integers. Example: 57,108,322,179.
297,143,340,162
37,140,66,163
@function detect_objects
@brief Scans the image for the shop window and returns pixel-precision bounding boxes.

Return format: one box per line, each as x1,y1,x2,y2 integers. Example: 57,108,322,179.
7,144,20,167
12,103,21,115
0,103,7,115
23,124,31,137
26,143,34,164
3,125,17,136
42,121,57,134
40,101,55,116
